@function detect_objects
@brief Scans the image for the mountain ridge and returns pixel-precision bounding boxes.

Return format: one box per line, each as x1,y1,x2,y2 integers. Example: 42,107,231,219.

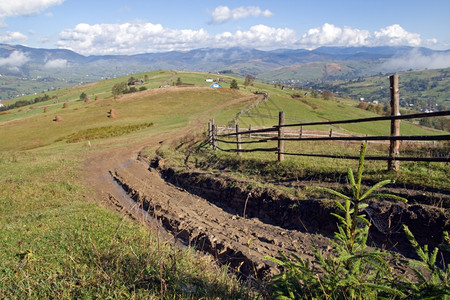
0,43,449,100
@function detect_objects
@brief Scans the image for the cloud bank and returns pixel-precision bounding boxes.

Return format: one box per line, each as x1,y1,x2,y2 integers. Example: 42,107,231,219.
56,22,436,56
0,51,30,72
300,23,437,49
210,6,273,24
380,49,450,71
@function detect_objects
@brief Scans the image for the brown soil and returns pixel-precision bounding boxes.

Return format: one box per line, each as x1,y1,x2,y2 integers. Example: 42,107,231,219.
81,93,449,280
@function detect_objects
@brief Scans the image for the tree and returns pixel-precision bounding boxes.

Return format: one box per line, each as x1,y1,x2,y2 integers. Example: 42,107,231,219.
79,92,87,101
322,90,333,100
112,82,127,99
310,90,319,98
230,79,239,89
127,76,136,86
243,75,254,86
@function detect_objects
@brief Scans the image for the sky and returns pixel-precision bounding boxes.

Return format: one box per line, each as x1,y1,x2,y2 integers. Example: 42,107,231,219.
0,0,449,56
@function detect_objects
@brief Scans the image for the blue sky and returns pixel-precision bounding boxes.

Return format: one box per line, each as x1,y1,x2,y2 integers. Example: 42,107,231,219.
0,0,449,55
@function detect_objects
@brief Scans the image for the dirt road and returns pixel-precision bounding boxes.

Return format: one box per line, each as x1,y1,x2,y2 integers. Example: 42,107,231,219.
82,91,449,278
80,92,333,277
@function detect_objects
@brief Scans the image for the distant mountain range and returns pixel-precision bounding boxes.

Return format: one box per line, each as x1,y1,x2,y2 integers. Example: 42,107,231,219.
0,43,449,100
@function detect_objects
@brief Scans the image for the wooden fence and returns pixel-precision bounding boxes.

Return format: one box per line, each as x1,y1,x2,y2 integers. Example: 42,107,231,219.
208,75,450,171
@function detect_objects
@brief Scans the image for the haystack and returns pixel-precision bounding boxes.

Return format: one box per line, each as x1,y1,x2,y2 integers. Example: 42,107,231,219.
108,109,117,119
54,115,63,122
84,98,91,104
43,107,49,113
63,103,69,109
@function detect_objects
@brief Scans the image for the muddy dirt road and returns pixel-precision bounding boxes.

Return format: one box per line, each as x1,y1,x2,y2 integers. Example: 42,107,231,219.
80,92,334,277
82,91,449,278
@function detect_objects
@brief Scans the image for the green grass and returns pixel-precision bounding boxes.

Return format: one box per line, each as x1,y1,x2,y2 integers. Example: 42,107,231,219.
0,71,258,298
0,148,248,299
1,69,448,297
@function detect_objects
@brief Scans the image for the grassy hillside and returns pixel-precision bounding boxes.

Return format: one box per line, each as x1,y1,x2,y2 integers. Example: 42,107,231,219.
0,70,448,298
308,68,450,109
0,70,258,298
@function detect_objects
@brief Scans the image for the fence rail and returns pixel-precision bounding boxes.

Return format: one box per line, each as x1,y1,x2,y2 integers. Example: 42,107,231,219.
208,74,450,170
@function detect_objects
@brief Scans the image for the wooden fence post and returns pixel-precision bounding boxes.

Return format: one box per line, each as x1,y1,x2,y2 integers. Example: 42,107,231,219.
248,124,252,138
299,125,303,138
388,74,400,171
278,111,285,162
329,128,333,137
212,123,217,151
236,124,242,156
208,120,212,147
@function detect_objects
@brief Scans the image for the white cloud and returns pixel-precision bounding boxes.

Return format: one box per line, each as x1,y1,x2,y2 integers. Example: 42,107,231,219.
374,24,422,46
300,23,370,48
215,25,297,49
57,22,298,55
0,51,30,67
299,23,435,49
210,6,273,24
0,0,65,22
55,21,440,55
0,31,28,43
57,22,211,55
44,58,67,68
380,48,450,71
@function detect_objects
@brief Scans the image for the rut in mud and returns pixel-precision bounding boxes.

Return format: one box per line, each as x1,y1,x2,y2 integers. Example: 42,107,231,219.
108,153,450,278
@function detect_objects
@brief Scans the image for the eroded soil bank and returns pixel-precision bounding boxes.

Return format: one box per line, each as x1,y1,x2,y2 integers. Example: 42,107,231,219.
110,154,449,277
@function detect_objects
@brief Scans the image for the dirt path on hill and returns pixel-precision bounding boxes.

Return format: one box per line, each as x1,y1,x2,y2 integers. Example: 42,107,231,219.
81,92,332,277
81,91,448,279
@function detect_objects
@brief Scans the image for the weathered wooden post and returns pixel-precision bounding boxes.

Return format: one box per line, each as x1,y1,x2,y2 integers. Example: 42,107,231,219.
278,111,285,162
212,123,217,151
388,74,400,171
208,120,213,147
248,124,252,138
329,128,333,137
236,124,242,156
299,125,303,138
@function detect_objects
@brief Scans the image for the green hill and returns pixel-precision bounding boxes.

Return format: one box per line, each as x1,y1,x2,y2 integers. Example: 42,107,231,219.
0,70,447,298
307,68,450,111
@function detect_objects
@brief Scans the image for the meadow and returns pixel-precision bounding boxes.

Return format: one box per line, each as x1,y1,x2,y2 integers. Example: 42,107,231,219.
0,70,448,298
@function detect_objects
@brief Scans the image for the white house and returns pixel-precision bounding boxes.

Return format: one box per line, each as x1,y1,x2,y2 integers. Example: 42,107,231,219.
0,102,4,108
205,78,213,82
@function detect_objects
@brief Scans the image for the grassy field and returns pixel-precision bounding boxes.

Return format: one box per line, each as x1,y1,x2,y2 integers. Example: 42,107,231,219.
1,70,448,298
0,70,258,298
